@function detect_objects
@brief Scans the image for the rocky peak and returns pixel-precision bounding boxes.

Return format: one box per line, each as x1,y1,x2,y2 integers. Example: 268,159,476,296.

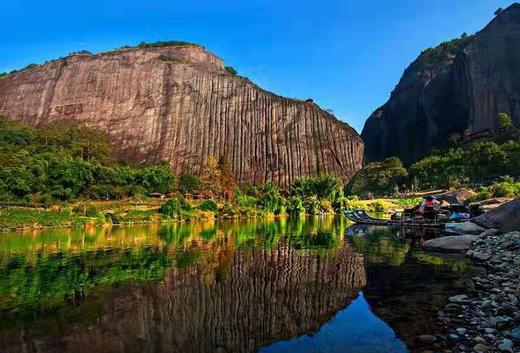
481,3,520,34
362,5,520,164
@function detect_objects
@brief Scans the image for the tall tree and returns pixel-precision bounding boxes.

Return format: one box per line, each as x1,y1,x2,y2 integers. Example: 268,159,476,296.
218,154,236,201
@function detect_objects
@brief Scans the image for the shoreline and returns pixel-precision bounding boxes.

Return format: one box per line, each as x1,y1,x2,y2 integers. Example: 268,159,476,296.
420,229,520,352
0,210,300,234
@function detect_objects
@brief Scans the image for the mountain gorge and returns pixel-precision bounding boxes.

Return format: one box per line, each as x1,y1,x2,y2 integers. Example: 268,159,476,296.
362,3,520,165
0,43,363,187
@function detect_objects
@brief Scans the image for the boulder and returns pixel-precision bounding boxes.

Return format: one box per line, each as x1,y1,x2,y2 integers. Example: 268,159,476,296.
435,188,475,205
423,235,477,253
472,199,520,233
445,221,486,235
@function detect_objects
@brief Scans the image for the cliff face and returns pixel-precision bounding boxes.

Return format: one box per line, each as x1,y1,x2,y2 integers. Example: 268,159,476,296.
0,44,363,186
362,3,520,164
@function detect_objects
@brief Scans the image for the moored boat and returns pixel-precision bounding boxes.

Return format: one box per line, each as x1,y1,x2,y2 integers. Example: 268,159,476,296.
344,209,448,229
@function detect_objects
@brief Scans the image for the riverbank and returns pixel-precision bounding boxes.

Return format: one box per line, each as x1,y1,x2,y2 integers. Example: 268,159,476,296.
0,197,420,232
436,230,520,353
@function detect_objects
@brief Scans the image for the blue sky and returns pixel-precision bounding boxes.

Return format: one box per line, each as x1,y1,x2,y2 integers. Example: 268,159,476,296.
1,0,511,132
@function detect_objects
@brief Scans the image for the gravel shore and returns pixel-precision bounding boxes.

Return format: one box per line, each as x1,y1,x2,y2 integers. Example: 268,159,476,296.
422,230,520,353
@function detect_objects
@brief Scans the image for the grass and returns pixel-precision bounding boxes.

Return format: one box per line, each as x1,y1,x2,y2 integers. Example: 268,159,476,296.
0,208,85,231
0,195,425,232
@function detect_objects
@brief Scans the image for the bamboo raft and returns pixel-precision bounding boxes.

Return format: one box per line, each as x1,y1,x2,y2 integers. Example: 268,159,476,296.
344,209,448,229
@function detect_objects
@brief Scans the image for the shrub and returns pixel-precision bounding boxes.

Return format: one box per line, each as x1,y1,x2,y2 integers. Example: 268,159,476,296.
466,189,492,203
106,212,121,224
199,199,218,212
136,41,196,48
286,196,305,215
319,199,334,214
236,192,257,209
303,196,321,215
85,204,100,217
489,177,520,198
159,196,193,219
225,66,237,75
178,173,201,194
370,201,385,213
347,157,408,197
157,55,183,63
87,184,125,200
159,199,182,218
257,183,286,214
220,202,238,218
332,196,349,213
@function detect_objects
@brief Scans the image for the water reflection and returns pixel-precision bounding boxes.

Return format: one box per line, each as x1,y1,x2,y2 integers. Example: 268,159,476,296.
261,293,408,353
0,217,472,353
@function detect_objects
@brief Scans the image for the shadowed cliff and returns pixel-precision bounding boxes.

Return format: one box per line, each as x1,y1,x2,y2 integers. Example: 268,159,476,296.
362,3,520,164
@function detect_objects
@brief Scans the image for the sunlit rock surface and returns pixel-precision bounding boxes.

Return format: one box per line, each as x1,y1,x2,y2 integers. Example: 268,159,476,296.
0,44,363,186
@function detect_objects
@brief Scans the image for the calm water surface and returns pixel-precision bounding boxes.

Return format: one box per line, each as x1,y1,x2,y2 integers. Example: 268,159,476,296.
0,217,472,353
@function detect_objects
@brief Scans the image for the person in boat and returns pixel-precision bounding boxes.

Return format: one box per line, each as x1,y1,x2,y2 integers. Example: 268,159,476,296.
418,195,439,213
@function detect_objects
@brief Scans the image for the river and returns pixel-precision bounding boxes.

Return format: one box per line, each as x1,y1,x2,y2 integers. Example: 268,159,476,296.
0,217,473,353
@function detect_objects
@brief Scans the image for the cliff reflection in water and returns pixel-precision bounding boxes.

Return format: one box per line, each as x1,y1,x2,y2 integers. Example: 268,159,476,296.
0,217,367,353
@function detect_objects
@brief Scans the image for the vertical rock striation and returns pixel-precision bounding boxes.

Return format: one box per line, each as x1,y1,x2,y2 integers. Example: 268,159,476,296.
0,44,363,186
362,3,520,165
0,241,366,353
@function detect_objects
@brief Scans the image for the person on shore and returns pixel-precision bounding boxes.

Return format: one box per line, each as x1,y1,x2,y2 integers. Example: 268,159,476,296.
419,195,439,213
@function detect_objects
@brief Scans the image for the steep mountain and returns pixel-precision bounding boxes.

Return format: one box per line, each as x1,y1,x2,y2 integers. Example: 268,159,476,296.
362,3,520,165
0,43,363,187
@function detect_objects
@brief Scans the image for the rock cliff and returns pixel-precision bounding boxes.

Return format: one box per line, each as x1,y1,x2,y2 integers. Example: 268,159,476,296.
0,43,363,186
362,3,520,164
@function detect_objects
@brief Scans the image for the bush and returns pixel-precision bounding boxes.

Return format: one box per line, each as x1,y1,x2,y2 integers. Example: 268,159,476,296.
199,199,218,212
286,196,305,215
178,174,201,194
332,196,349,213
466,187,492,203
257,183,286,214
347,157,408,198
159,199,182,218
87,184,125,200
319,199,334,214
370,201,385,213
225,66,237,75
157,55,183,63
220,202,238,217
85,204,100,217
235,192,257,209
303,196,321,215
159,197,193,219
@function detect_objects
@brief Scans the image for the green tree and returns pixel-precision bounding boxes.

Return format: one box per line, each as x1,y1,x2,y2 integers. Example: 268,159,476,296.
218,154,236,200
466,141,508,182
347,157,408,197
178,174,201,194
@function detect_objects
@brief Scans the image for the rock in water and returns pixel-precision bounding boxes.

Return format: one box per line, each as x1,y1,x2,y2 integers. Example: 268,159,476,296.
0,44,363,187
472,199,520,233
445,221,486,235
423,235,477,253
362,4,520,164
